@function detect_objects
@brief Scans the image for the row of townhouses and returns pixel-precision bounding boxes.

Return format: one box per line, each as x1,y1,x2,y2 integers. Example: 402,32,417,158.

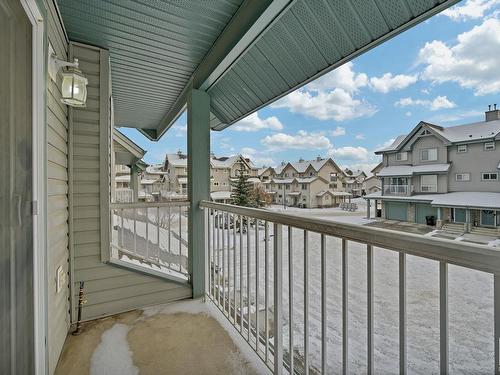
365,107,500,233
259,157,362,208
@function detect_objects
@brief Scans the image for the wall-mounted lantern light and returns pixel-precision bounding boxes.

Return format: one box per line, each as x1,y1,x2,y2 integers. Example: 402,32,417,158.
48,44,88,107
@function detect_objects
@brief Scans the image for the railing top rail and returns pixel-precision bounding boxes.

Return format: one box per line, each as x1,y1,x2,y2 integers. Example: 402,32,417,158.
200,200,500,274
111,200,190,209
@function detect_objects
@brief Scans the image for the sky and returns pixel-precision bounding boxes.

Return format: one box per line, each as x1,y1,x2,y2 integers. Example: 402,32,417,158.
119,0,500,174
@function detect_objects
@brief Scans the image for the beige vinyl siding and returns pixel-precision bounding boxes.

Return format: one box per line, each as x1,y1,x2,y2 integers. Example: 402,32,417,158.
69,42,191,323
44,0,71,373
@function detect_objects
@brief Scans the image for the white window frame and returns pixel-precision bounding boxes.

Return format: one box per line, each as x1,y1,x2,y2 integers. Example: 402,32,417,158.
395,152,408,161
482,172,498,181
420,148,438,161
457,144,467,153
484,142,496,151
455,173,470,181
421,174,438,192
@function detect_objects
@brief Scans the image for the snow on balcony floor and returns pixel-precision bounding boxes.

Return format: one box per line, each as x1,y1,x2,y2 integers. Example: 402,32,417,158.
55,300,269,375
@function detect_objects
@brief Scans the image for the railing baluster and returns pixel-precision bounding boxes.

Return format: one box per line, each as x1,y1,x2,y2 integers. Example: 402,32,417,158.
265,221,270,364
233,214,237,324
207,209,211,299
212,209,216,298
156,206,160,262
228,213,232,320
321,234,327,374
304,230,309,375
255,218,260,353
217,210,221,307
120,208,124,248
273,223,283,375
168,205,171,259
146,208,149,260
247,217,251,341
495,274,500,375
240,215,243,333
440,262,449,375
342,238,348,375
222,212,227,315
400,253,407,375
367,245,373,375
134,208,137,254
289,226,294,374
179,205,182,272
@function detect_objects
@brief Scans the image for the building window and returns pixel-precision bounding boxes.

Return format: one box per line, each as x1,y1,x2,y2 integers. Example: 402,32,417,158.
420,148,438,161
285,184,290,190
213,182,219,186
421,129,431,135
421,174,437,192
457,144,467,153
484,142,496,151
395,152,408,161
482,172,498,181
330,173,337,182
455,173,470,181
301,184,307,190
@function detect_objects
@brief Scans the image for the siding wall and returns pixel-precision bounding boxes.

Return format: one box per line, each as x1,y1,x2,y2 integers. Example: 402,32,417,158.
69,42,191,323
44,1,70,373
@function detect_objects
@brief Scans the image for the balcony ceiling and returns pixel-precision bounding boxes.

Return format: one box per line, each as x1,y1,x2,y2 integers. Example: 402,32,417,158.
57,0,459,140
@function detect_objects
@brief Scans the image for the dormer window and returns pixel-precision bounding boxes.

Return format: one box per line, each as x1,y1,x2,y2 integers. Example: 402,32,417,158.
457,144,467,153
484,142,495,151
395,152,408,161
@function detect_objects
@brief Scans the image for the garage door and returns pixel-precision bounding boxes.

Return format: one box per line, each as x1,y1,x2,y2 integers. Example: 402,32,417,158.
385,202,408,221
415,203,437,224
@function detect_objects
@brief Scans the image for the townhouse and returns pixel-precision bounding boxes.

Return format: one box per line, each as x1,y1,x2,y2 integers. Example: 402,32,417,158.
344,169,367,197
365,107,500,233
262,157,351,208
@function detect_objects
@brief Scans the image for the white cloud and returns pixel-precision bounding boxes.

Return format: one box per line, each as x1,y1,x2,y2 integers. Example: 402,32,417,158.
240,147,275,167
170,123,186,137
355,133,365,140
377,138,396,150
418,18,500,95
328,146,369,161
261,130,332,151
405,111,412,117
271,89,377,121
342,162,381,175
395,95,456,111
369,73,418,93
306,62,368,93
427,110,484,123
232,112,283,132
442,0,500,21
421,89,430,94
330,126,346,137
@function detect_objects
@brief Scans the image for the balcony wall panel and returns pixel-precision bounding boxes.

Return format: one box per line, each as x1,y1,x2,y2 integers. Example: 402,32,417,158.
69,42,191,325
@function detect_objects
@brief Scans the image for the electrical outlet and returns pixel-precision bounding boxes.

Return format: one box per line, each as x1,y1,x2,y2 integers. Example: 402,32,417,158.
56,266,66,293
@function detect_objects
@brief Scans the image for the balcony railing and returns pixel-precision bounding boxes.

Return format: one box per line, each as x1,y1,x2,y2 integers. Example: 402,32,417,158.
200,200,500,374
110,201,190,282
383,184,411,196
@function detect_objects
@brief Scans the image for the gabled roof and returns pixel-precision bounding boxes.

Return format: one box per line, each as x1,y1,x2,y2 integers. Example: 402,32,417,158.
165,153,188,168
378,163,451,177
258,167,274,176
376,119,500,154
370,162,384,175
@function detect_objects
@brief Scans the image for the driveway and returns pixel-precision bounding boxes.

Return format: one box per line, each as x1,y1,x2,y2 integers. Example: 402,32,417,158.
364,219,435,235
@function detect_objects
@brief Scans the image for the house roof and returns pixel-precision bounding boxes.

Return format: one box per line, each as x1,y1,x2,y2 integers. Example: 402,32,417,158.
177,177,188,184
145,164,168,175
376,119,500,154
378,164,451,177
211,191,232,200
166,153,188,168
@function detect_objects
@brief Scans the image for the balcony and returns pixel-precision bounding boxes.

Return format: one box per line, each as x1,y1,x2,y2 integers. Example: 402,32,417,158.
383,184,413,196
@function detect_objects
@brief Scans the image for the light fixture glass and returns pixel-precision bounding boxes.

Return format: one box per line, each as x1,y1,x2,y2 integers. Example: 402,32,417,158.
61,60,88,107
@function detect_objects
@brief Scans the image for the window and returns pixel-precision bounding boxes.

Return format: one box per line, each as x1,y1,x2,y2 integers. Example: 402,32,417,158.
213,182,219,186
482,172,498,181
457,144,467,153
301,184,307,190
421,175,437,192
421,129,431,135
330,173,337,182
421,148,438,161
455,173,470,181
285,184,290,190
484,142,496,151
395,152,408,161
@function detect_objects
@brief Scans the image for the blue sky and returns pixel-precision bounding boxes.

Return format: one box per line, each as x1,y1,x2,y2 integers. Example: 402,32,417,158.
120,0,500,173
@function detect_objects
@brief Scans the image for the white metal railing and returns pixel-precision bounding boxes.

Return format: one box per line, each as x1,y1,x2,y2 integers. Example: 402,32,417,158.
110,201,190,281
200,200,500,374
383,184,410,195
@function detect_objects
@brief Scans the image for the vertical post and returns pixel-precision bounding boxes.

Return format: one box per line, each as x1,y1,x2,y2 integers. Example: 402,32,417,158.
130,164,139,202
187,88,210,297
321,234,327,374
304,230,309,375
465,208,471,233
273,223,283,375
367,245,373,375
495,274,500,375
399,253,407,375
366,199,371,219
342,239,349,375
440,262,449,375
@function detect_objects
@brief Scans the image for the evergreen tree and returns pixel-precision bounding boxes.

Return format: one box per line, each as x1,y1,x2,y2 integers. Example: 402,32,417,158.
230,165,253,206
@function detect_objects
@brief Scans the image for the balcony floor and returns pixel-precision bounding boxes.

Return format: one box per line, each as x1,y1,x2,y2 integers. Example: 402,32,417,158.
55,300,266,375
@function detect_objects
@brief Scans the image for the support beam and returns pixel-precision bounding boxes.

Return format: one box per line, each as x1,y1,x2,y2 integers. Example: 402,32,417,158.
465,209,471,233
366,199,371,219
130,164,139,202
187,89,211,297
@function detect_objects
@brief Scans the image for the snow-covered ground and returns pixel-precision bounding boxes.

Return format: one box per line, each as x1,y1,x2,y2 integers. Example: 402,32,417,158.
112,203,495,373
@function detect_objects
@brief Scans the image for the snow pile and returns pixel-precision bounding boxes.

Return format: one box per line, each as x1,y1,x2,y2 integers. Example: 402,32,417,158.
90,324,139,375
